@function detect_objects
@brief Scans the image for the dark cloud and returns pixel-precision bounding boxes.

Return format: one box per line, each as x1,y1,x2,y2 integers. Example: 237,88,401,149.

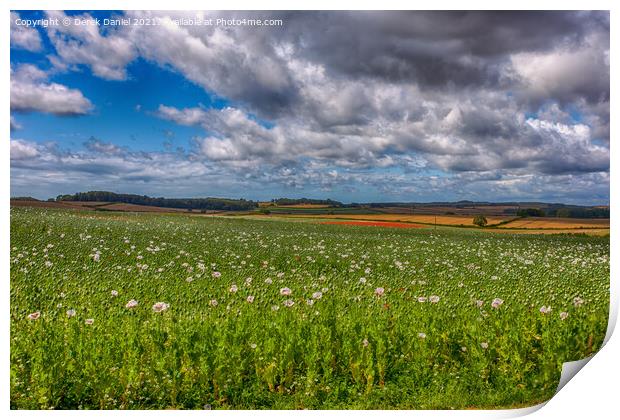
11,11,610,203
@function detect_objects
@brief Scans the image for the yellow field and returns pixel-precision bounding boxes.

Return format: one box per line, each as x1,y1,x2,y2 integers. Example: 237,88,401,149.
501,217,609,229
284,213,609,231
291,213,510,226
278,204,332,208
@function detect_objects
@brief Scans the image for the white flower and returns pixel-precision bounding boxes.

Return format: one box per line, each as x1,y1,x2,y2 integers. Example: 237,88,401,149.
85,318,94,325
560,311,569,320
491,298,504,309
265,277,273,284
429,295,440,303
362,338,369,347
475,300,484,307
573,297,584,308
271,305,280,311
539,305,552,314
250,343,257,349
186,277,193,283
375,287,385,296
306,299,314,306
312,291,323,300
246,295,255,303
418,332,426,339
27,311,40,320
209,299,218,307
280,287,292,296
126,299,138,309
480,342,489,349
66,309,76,318
93,253,100,262
152,302,169,313
111,290,119,297
212,271,221,278
283,299,295,307
417,296,427,303
229,284,238,293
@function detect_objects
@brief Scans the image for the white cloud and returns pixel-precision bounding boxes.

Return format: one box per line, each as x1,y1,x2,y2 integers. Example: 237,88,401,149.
508,32,609,104
10,139,40,160
10,12,42,52
45,11,137,80
10,64,93,116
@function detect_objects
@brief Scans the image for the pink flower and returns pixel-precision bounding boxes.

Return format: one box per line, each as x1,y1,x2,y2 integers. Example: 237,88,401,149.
417,296,427,303
85,318,94,325
375,287,385,296
152,302,169,313
126,299,138,309
229,284,238,293
111,290,119,297
66,309,76,318
283,299,294,307
280,287,292,296
27,311,40,320
209,299,218,307
212,271,221,278
312,291,323,300
573,297,584,308
246,295,255,303
475,300,484,307
539,305,552,314
491,298,504,309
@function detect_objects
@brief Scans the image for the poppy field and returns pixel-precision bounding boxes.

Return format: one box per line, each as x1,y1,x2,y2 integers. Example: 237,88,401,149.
10,207,610,409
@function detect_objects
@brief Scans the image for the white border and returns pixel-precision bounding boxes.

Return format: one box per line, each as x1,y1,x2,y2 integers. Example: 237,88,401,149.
3,1,617,419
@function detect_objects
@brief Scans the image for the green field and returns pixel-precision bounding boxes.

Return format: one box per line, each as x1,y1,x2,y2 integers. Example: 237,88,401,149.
10,207,610,409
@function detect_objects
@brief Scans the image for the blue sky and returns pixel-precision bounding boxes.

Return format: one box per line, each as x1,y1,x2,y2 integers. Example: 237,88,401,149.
10,10,610,204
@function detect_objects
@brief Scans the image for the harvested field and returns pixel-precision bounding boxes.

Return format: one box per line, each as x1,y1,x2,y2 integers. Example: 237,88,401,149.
320,220,423,228
97,203,193,213
293,213,510,226
278,204,332,208
10,200,92,210
501,217,609,229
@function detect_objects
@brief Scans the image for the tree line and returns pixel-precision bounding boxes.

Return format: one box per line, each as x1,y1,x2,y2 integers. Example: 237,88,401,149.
272,198,344,207
55,191,257,211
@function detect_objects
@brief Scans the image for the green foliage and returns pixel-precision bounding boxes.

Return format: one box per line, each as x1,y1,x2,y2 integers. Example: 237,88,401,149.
517,208,546,217
10,207,609,409
473,215,488,227
552,207,609,218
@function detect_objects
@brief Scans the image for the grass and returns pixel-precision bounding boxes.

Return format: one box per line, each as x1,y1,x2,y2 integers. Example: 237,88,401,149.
10,207,609,409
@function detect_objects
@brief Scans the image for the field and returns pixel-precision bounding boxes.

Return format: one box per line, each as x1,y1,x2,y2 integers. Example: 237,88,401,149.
10,207,609,409
500,218,609,229
286,213,515,226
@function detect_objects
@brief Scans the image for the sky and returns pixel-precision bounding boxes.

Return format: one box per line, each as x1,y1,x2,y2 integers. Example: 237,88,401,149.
9,10,610,204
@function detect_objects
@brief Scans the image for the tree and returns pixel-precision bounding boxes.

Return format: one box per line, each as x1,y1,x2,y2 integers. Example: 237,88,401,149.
473,215,487,227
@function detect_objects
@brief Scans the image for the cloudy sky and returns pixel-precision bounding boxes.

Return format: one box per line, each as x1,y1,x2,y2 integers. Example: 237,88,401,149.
10,10,609,204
